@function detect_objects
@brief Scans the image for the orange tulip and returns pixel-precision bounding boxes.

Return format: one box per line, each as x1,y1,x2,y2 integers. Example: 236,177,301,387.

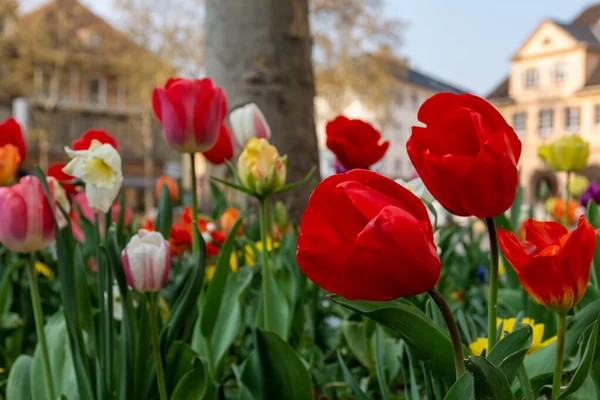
155,176,179,202
220,207,243,236
498,216,597,312
0,144,22,185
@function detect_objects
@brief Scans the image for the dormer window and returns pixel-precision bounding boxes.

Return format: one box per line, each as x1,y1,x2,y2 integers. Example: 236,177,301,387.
555,62,567,83
524,68,539,88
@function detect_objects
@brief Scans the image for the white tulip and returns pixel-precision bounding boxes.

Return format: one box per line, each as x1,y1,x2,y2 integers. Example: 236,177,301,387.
63,139,123,213
229,103,271,147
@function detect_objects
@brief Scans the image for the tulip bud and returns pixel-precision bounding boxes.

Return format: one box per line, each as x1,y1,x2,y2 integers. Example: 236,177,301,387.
230,103,271,147
237,138,286,197
0,176,55,253
568,175,589,198
220,207,243,236
0,144,22,185
274,201,288,231
538,135,589,172
155,176,180,202
121,230,171,292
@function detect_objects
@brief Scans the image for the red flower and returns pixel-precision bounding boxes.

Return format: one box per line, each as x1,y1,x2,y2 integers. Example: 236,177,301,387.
296,169,440,301
203,124,234,165
0,118,27,162
72,129,119,151
211,231,225,244
326,116,389,170
170,224,192,257
47,163,76,198
152,78,227,153
155,176,180,202
407,93,521,218
498,216,597,312
206,242,219,257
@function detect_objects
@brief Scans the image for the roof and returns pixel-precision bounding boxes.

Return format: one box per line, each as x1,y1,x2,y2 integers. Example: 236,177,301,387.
406,68,468,94
553,20,600,47
487,78,510,100
573,3,600,26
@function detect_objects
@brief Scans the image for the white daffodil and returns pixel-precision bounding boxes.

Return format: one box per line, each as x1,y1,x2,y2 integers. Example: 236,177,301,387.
63,140,123,213
47,176,71,228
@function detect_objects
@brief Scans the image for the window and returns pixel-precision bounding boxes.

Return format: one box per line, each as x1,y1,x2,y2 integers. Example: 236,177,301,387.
512,112,526,135
41,71,54,98
595,105,600,125
411,93,419,109
87,77,106,105
538,109,553,136
565,107,580,132
555,62,568,83
524,68,539,87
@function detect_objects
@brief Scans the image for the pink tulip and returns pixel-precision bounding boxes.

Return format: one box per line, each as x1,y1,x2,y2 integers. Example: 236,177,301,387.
152,78,228,153
0,176,55,253
229,103,271,147
121,229,171,292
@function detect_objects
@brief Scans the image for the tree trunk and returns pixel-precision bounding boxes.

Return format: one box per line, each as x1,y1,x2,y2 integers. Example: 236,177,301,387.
204,0,320,221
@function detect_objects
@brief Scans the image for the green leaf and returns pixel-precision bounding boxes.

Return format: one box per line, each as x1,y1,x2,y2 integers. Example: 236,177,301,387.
487,326,532,384
7,355,32,400
586,201,600,289
156,182,173,240
273,166,316,195
256,265,291,340
510,185,523,235
376,325,390,400
558,317,600,398
165,341,200,395
561,375,598,400
341,320,371,369
209,180,228,220
200,211,246,338
405,345,422,400
240,329,313,400
170,361,207,400
211,176,254,196
330,295,468,381
337,351,369,400
444,372,474,400
466,356,516,400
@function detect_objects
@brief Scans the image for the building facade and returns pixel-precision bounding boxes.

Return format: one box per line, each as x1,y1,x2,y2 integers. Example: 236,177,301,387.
316,63,468,179
488,4,600,202
0,0,173,211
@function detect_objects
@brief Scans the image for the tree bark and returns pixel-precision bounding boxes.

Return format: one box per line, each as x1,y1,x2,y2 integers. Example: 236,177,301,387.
204,0,320,220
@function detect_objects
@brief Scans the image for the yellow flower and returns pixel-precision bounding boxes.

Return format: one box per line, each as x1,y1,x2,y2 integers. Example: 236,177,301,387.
35,261,55,279
244,238,280,266
568,175,589,198
230,252,238,273
470,317,556,356
0,144,21,185
538,135,589,172
205,253,239,282
63,139,123,213
237,138,287,196
498,259,506,276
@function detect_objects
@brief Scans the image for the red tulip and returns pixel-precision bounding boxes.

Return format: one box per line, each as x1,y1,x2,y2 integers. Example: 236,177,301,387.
72,129,119,151
47,163,77,198
203,124,234,165
296,169,440,301
407,93,521,218
0,176,55,253
498,216,597,312
326,116,389,170
152,78,227,153
0,118,26,163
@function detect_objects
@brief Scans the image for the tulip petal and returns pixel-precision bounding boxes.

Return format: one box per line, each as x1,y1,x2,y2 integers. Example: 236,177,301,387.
497,228,532,272
525,219,567,250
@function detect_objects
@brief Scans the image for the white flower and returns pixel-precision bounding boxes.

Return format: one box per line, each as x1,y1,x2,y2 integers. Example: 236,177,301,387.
63,140,123,213
230,103,271,147
202,231,213,243
206,222,217,232
47,177,71,228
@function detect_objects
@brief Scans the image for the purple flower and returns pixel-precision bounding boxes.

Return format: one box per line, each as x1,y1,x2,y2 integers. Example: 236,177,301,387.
334,159,350,174
581,182,600,207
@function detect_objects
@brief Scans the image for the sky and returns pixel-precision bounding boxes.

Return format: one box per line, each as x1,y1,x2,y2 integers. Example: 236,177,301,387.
23,0,597,95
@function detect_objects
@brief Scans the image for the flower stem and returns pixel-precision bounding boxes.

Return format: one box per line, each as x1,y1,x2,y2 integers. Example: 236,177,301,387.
189,153,200,259
259,198,271,331
564,171,572,227
428,287,465,380
27,256,55,400
552,312,567,399
485,217,499,351
147,294,168,400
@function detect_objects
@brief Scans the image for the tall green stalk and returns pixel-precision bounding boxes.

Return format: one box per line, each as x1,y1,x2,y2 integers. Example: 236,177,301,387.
485,217,499,351
189,153,200,258
564,171,572,227
27,256,56,399
147,295,168,400
552,312,567,399
259,198,271,331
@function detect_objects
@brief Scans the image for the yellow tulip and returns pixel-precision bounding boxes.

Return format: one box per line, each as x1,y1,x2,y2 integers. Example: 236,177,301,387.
205,253,240,282
568,175,589,198
237,138,287,196
244,238,280,266
538,135,589,171
35,261,55,279
469,318,556,356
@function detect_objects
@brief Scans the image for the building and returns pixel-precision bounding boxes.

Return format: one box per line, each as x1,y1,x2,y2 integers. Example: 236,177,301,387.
488,3,600,202
316,60,468,179
0,0,173,211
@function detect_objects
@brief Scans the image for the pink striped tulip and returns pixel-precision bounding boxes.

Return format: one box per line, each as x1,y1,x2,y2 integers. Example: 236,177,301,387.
121,229,171,292
0,176,55,253
230,103,271,147
152,78,228,153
